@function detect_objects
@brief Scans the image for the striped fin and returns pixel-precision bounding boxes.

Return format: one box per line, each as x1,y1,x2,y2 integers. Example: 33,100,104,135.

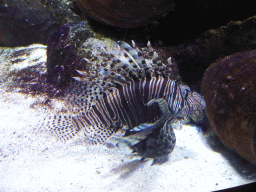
70,41,158,92
146,98,170,116
72,115,121,145
116,41,173,78
127,123,154,133
165,57,174,76
42,114,82,142
69,40,177,108
116,41,151,78
130,116,176,165
112,98,176,164
127,98,171,133
65,79,112,115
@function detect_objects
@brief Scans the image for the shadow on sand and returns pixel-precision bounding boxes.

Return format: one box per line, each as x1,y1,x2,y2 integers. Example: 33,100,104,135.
105,158,150,180
206,132,256,180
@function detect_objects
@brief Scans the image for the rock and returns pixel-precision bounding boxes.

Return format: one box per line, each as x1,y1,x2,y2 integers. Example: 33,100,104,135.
46,21,95,86
40,0,81,24
0,43,58,96
0,0,60,47
201,50,256,165
169,15,256,85
75,0,175,28
151,0,256,45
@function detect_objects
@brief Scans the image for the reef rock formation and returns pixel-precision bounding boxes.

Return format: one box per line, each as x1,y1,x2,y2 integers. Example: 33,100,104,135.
201,50,256,165
0,0,59,47
75,0,175,28
47,22,95,86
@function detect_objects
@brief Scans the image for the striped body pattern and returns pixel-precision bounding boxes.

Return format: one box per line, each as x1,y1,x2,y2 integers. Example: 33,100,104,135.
43,40,206,164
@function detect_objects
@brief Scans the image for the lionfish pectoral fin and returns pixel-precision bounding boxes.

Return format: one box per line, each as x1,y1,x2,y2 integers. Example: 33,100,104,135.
149,119,176,165
128,104,177,165
124,98,171,139
123,105,173,146
129,122,155,132
146,98,171,117
111,120,167,151
114,123,156,148
126,122,156,138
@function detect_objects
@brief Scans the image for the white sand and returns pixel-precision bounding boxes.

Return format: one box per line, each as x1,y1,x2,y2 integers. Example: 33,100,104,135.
0,89,256,192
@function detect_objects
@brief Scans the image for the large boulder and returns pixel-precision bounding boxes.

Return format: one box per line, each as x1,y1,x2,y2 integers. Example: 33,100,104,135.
201,50,256,165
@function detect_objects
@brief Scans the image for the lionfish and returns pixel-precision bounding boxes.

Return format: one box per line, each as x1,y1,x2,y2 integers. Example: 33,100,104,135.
43,40,206,165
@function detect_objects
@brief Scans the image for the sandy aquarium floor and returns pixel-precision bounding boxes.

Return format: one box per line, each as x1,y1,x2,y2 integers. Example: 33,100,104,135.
0,89,256,192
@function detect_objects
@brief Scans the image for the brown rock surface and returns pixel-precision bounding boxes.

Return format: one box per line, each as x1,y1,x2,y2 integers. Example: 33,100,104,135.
201,50,256,165
75,0,175,28
0,0,59,47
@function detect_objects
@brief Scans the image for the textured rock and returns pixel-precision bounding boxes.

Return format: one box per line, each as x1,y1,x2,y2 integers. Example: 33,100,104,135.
0,0,60,47
40,0,81,24
75,0,175,28
169,15,256,85
201,50,256,165
47,21,94,86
